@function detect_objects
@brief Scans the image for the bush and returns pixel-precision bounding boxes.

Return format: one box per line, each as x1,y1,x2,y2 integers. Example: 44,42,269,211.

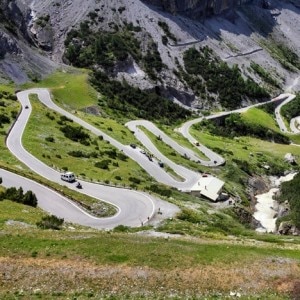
45,112,55,120
147,184,172,197
129,177,141,184
0,187,37,207
36,215,64,230
178,208,201,223
117,152,128,161
0,114,10,126
158,21,177,42
113,225,130,232
60,125,90,143
45,136,55,143
95,159,111,169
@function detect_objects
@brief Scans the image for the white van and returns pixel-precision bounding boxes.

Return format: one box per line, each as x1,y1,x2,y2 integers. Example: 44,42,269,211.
61,172,75,182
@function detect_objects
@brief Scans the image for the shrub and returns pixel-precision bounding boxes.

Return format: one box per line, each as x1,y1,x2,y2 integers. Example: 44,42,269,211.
158,21,177,42
129,177,141,184
0,114,10,125
162,35,168,46
104,149,117,159
95,159,111,169
60,125,90,143
178,208,201,223
147,184,172,197
45,112,55,120
117,152,128,161
36,215,64,230
0,187,37,207
45,136,55,143
22,191,38,207
113,225,130,232
68,150,86,157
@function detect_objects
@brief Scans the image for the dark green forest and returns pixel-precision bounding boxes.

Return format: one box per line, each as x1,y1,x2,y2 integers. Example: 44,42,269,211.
182,47,269,109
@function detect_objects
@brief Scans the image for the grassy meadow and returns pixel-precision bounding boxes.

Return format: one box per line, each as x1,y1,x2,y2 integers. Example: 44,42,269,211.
0,207,299,299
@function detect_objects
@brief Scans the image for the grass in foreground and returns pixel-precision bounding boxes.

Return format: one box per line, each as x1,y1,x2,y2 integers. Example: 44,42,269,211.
0,224,299,299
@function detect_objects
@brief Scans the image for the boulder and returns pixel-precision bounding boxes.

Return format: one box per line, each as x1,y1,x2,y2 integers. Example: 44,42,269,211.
278,221,299,235
284,153,297,165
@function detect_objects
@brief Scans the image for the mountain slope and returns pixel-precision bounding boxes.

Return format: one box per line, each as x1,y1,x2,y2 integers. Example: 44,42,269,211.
0,0,300,107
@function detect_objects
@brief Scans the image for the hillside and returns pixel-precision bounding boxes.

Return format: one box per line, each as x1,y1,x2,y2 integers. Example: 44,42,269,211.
0,0,300,108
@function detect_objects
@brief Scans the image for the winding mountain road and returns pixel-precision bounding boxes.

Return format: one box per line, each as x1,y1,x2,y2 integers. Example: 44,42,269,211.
1,88,299,229
3,89,179,229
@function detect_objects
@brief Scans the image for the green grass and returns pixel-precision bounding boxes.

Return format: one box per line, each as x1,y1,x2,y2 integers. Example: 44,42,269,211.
0,200,47,228
140,127,207,173
22,69,97,109
0,229,299,268
190,127,300,165
75,111,138,145
242,107,279,132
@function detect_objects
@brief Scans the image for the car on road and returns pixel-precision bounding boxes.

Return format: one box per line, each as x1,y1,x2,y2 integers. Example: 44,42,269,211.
130,143,136,149
25,105,29,109
61,172,76,182
158,161,164,168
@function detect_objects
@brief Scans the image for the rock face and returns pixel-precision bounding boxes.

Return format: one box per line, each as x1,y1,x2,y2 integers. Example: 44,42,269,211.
0,32,20,58
278,221,300,235
0,0,31,41
144,0,239,19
